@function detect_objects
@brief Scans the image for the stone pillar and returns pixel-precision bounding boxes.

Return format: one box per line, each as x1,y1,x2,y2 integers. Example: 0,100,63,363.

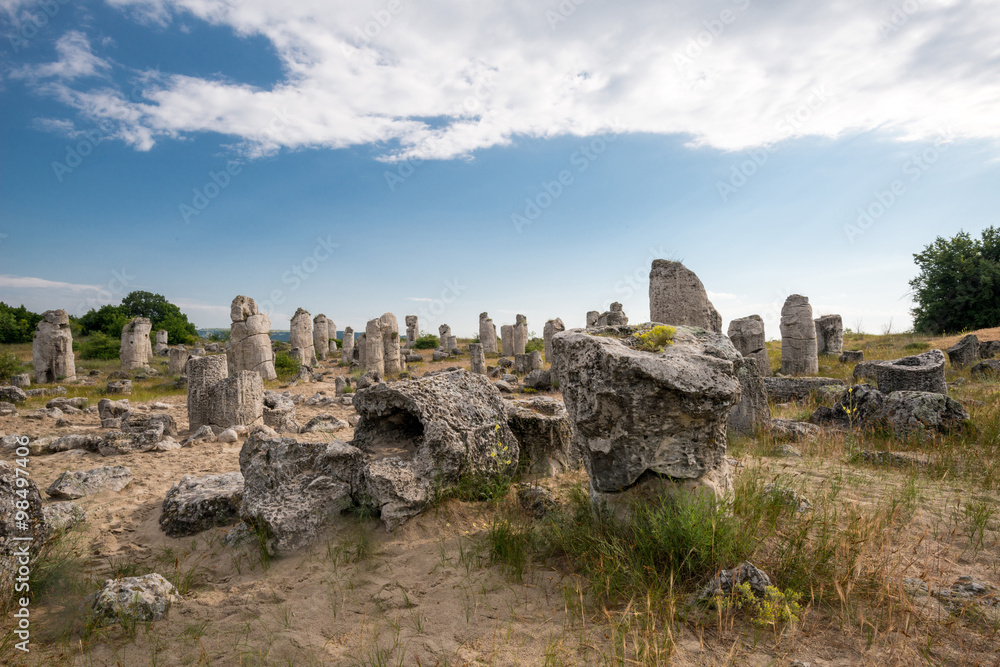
168,348,191,376
513,314,528,356
32,309,76,383
727,315,770,377
381,313,402,375
648,259,722,332
120,317,152,371
313,314,330,361
501,325,514,356
479,313,498,355
341,327,355,363
447,335,458,353
357,333,366,365
529,350,543,371
438,324,451,346
601,303,628,326
364,319,385,375
780,295,819,376
814,315,843,356
187,354,229,431
543,318,565,363
153,330,169,356
290,308,316,367
469,343,486,374
586,311,600,328
228,296,277,381
207,370,264,429
405,315,419,348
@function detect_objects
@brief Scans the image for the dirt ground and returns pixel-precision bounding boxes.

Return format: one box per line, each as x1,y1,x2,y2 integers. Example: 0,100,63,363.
2,344,999,665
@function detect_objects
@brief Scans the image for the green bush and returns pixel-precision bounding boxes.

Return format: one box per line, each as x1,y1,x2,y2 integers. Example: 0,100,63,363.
0,352,25,382
525,338,545,354
414,334,439,350
903,341,930,352
0,302,42,344
274,352,300,379
78,333,121,360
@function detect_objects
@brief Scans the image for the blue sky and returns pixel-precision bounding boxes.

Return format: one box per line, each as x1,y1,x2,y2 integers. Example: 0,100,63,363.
1,0,998,338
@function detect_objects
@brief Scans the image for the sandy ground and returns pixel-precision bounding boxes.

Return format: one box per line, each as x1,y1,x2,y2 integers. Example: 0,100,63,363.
2,348,999,665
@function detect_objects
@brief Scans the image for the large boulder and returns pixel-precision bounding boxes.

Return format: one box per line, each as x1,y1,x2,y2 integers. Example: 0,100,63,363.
47,466,133,499
98,397,130,428
728,357,771,435
506,396,577,476
120,317,152,371
727,315,770,377
878,391,970,437
263,391,299,432
0,385,27,404
352,370,519,527
970,360,1000,379
239,435,363,552
946,334,979,369
808,384,886,428
159,472,244,537
1,461,49,570
873,349,947,395
779,295,818,375
648,260,722,332
90,574,180,626
551,324,740,510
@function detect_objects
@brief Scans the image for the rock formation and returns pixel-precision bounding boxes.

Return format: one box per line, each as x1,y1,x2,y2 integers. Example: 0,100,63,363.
648,260,722,332
479,313,498,355
289,308,316,367
726,315,770,377
814,315,844,355
381,313,402,375
513,315,528,355
405,315,418,348
469,343,486,374
120,317,152,371
228,296,277,381
32,309,76,383
779,295,818,375
501,325,514,356
873,349,947,394
946,334,979,369
364,318,385,375
313,314,330,361
543,318,565,363
341,327,355,363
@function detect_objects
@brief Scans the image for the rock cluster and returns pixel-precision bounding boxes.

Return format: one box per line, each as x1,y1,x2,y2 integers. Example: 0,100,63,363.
188,355,264,431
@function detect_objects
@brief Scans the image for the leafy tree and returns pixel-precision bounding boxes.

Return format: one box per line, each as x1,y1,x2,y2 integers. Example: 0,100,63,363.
910,226,1000,334
154,310,198,346
0,302,43,344
78,304,130,338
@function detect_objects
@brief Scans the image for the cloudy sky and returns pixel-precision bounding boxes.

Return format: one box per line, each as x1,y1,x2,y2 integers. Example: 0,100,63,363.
2,0,998,337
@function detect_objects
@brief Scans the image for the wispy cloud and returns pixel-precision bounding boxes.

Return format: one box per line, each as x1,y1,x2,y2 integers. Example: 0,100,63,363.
0,274,102,291
408,297,434,302
12,31,111,82
14,1,1000,161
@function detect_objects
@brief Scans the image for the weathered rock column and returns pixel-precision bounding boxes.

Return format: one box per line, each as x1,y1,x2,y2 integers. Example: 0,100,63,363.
780,295,818,376
648,260,722,332
153,330,169,356
327,320,337,355
341,327,355,363
552,324,741,512
187,355,229,431
32,309,76,383
586,311,600,328
290,308,316,367
598,303,629,327
727,315,770,377
120,317,152,371
364,319,385,375
543,318,565,363
405,316,419,348
479,313,498,355
727,357,771,435
814,315,844,356
470,343,486,374
513,315,528,355
381,313,402,375
227,296,277,381
501,325,514,356
313,314,330,361
438,324,451,346
168,347,190,376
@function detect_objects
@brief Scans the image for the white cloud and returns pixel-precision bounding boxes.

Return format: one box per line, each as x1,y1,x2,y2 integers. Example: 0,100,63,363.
13,31,111,82
0,274,102,291
20,0,1000,160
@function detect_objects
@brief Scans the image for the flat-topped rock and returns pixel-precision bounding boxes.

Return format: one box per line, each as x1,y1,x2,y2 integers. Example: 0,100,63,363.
159,472,244,537
763,376,846,402
873,349,947,395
